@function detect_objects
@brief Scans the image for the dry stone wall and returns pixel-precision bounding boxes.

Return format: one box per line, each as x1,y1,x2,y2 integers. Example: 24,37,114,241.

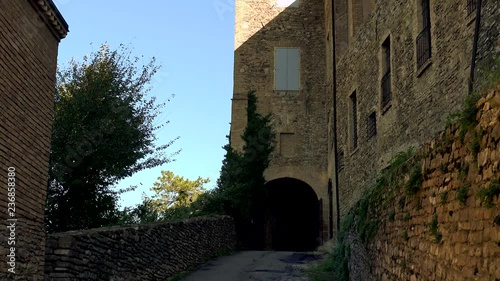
343,86,500,280
44,216,237,281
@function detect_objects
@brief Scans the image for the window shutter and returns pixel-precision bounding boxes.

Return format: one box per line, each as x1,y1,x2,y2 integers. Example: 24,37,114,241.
287,48,300,90
275,48,288,90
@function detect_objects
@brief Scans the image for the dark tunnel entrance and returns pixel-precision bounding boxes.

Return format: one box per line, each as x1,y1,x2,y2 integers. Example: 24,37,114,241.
265,178,319,252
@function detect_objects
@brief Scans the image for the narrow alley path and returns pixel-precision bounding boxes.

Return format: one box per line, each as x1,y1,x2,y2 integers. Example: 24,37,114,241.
180,251,322,281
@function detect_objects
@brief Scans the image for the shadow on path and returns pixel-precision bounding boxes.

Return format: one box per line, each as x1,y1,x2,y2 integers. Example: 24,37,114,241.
180,251,322,281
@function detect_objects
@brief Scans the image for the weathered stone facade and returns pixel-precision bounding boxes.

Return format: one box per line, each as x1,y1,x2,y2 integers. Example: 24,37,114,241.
232,0,330,242
0,1,67,279
232,0,500,244
343,86,500,280
44,216,237,281
329,0,500,236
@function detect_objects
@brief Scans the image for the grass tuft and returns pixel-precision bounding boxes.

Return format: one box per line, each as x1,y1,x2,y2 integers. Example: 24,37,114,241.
440,191,449,205
457,184,470,206
429,215,442,243
406,166,423,196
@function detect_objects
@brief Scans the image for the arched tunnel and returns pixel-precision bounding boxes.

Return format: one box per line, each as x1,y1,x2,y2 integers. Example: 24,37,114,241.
265,178,320,252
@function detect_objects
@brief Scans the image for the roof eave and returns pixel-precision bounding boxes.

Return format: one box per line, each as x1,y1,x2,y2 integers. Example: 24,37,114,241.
29,0,69,42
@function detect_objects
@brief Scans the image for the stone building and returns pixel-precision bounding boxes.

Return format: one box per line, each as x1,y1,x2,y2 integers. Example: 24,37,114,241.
231,0,499,247
232,0,329,250
0,0,67,279
328,0,500,233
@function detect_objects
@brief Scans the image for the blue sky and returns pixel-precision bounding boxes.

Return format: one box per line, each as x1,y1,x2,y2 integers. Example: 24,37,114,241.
54,0,236,208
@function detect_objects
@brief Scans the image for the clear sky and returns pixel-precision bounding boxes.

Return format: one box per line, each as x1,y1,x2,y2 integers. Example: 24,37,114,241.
54,0,236,208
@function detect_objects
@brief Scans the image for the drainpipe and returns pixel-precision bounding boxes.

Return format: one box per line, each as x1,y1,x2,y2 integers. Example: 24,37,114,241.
468,0,483,95
330,0,341,234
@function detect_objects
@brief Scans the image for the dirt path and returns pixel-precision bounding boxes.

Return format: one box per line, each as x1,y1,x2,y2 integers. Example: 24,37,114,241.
180,251,322,281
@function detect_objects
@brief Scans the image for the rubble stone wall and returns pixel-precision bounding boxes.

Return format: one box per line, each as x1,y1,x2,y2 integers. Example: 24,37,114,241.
44,216,237,281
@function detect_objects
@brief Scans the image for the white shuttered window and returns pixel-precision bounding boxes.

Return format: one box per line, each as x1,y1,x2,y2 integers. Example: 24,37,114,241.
274,48,300,91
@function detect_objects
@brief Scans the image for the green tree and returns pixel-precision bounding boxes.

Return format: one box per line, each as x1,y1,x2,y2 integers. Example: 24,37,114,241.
116,195,161,225
116,172,209,224
205,90,275,248
46,44,177,232
148,170,209,212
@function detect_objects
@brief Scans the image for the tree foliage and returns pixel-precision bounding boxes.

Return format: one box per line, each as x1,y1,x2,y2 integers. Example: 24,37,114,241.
202,90,275,248
116,196,161,225
149,170,209,211
114,90,275,248
116,171,209,225
46,44,176,232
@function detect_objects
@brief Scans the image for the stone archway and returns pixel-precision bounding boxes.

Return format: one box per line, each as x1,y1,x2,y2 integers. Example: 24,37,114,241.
265,177,320,251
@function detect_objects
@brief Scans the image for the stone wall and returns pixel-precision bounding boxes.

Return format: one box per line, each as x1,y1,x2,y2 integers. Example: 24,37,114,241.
475,0,500,88
343,86,500,280
232,0,330,240
0,1,67,280
329,0,500,233
44,216,237,281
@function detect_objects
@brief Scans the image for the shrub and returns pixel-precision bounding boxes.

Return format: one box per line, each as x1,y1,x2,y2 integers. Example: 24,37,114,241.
429,215,442,243
457,184,470,206
406,166,423,195
477,180,500,208
458,163,469,181
469,129,483,161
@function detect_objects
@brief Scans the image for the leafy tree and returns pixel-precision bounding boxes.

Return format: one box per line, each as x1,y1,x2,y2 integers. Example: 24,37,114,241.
116,171,209,224
148,170,209,212
46,44,177,232
116,196,161,225
114,90,275,243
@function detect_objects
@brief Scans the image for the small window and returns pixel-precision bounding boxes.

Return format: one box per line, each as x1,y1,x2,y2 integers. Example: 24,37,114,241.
416,0,432,69
276,0,300,7
336,148,345,171
367,112,377,139
467,0,477,17
275,48,300,91
381,37,392,109
350,91,358,150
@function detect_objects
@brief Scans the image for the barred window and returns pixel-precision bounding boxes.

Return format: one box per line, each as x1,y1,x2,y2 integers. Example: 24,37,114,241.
367,112,377,139
350,91,358,150
416,0,432,69
381,37,392,109
467,0,477,16
336,148,345,171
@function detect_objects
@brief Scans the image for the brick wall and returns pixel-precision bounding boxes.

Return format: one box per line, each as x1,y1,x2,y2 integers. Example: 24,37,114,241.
232,0,330,239
343,86,500,280
44,216,237,281
0,1,67,279
329,0,500,233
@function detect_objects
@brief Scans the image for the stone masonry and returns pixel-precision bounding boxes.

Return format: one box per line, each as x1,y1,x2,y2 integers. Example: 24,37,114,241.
345,86,500,280
0,1,67,280
232,0,500,243
232,0,330,240
327,0,500,234
44,216,237,281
